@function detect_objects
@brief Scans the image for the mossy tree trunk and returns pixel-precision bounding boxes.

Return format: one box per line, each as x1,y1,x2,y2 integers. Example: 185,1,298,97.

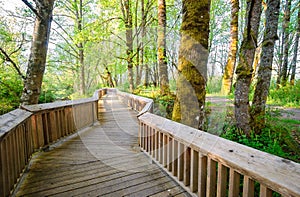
157,0,170,95
121,0,134,92
21,0,55,105
172,0,210,130
290,7,300,86
280,0,292,87
234,0,262,136
251,0,280,131
75,0,85,95
221,0,239,95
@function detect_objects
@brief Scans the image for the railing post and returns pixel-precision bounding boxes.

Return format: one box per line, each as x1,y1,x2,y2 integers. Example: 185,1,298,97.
228,169,240,197
207,158,217,197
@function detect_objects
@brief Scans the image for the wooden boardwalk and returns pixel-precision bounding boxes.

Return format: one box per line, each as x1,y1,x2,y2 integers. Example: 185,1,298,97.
14,94,190,197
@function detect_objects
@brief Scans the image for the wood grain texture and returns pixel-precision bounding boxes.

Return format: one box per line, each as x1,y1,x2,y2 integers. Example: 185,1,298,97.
14,94,188,197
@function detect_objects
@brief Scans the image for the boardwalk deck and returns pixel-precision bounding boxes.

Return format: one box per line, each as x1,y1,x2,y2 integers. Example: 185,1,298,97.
13,94,189,197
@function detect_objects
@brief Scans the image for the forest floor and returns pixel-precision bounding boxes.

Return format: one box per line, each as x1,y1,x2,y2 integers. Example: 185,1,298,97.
206,96,300,145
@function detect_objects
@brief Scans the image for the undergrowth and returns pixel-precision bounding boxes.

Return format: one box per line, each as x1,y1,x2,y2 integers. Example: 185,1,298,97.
221,109,300,163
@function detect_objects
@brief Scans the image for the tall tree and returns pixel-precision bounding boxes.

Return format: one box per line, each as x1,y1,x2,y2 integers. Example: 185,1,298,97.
290,3,300,86
172,0,210,130
21,0,55,105
234,0,262,135
121,0,134,92
280,0,292,86
251,0,280,131
221,0,239,95
157,0,170,95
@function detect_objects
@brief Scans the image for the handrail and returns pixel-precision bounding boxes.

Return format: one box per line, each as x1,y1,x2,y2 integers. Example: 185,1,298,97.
0,88,107,197
138,112,300,196
115,89,153,115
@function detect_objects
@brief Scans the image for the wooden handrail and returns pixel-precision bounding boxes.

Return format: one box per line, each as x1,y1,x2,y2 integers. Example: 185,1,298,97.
115,89,153,114
138,112,300,197
0,88,107,197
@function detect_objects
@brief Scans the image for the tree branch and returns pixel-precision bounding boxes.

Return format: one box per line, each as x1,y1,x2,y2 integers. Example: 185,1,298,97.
0,47,26,80
21,0,42,19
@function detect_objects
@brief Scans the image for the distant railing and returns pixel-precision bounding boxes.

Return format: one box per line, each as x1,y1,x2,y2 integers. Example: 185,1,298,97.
138,112,300,197
0,88,107,197
115,89,153,115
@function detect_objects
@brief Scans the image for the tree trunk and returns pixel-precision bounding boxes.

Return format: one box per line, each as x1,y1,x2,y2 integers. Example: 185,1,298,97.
221,0,239,95
21,0,55,105
172,0,210,130
121,0,134,92
157,0,170,95
290,7,300,86
251,0,280,131
135,0,141,87
234,0,262,136
280,0,292,86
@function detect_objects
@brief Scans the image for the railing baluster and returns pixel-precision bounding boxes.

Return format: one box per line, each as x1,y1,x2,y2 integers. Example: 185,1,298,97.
243,176,255,197
154,129,159,160
207,157,217,197
151,128,155,157
198,153,207,197
190,149,199,192
163,133,168,168
260,185,272,197
178,142,184,181
184,146,191,186
217,163,228,197
167,135,172,171
148,127,152,154
228,168,240,197
172,139,178,177
159,132,163,164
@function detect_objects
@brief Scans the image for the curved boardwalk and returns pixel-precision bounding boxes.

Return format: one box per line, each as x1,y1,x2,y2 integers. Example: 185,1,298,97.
14,94,189,197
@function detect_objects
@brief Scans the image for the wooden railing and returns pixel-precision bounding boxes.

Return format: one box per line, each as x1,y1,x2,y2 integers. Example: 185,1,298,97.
115,89,153,115
0,88,107,197
138,113,300,196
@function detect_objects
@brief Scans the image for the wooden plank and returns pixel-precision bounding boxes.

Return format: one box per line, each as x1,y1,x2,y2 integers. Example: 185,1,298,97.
198,153,207,197
167,135,173,172
190,149,199,192
207,157,217,197
243,176,255,197
151,128,155,156
178,142,184,181
163,133,168,168
0,140,8,197
228,168,240,197
172,139,178,177
184,146,191,186
159,132,163,164
217,163,228,197
260,185,272,197
154,129,159,160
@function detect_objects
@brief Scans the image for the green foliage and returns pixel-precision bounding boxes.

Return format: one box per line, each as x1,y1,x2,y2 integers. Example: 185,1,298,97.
38,90,56,103
268,80,300,107
0,67,23,115
206,76,222,94
221,108,300,162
